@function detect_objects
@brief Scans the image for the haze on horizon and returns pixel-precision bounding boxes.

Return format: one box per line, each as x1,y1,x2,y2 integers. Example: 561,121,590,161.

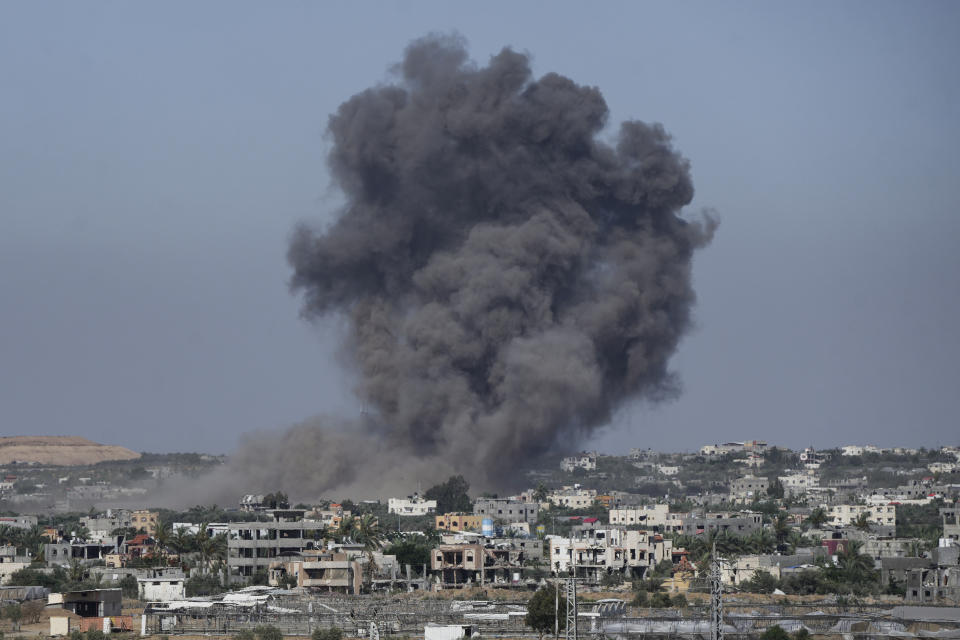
1,2,958,461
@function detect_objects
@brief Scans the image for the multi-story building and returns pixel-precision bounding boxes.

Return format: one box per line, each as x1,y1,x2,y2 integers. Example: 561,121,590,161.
779,472,819,497
387,495,437,516
561,452,597,472
608,504,670,530
130,510,159,532
81,510,132,541
548,528,672,581
473,498,540,524
435,513,483,533
700,441,768,456
828,504,896,528
729,475,768,503
666,512,763,536
226,512,317,583
546,487,597,510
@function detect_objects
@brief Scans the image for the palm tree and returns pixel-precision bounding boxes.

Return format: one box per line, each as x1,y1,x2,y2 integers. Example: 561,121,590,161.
837,540,875,582
354,514,385,587
152,519,172,565
852,512,872,532
807,507,829,529
772,513,791,552
336,515,357,543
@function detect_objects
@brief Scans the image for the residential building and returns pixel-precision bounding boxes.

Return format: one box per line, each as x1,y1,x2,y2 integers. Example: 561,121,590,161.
130,510,159,532
137,569,185,602
548,528,673,582
226,512,317,583
608,504,670,529
387,495,437,517
0,515,38,530
435,513,482,533
546,487,597,510
561,452,597,472
729,475,768,503
669,512,763,536
828,504,896,528
474,498,540,524
779,472,819,497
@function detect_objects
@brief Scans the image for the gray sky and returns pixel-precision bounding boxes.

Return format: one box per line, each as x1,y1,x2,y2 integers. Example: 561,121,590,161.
2,1,958,455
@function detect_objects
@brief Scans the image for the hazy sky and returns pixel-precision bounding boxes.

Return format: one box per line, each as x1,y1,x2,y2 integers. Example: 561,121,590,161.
2,2,958,455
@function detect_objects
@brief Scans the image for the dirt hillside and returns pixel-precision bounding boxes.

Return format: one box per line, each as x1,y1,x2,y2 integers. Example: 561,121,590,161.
0,436,141,465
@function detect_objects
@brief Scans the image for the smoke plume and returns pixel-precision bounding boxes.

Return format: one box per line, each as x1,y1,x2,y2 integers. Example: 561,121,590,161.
237,35,714,498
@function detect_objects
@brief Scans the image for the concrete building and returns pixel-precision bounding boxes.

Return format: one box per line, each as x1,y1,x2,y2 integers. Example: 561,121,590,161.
546,487,597,510
0,545,31,582
296,551,363,593
226,512,317,583
130,510,159,532
51,589,122,618
779,472,819,497
828,504,896,528
669,512,763,536
81,510,132,542
0,515,38,529
138,569,185,602
473,498,540,524
388,495,437,517
608,504,670,529
729,475,768,503
548,528,672,581
561,452,597,472
435,513,482,533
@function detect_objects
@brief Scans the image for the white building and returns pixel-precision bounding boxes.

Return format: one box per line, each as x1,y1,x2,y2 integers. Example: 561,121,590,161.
548,529,672,577
608,504,670,529
657,465,679,476
138,573,185,601
561,452,597,472
387,495,437,516
828,504,896,527
841,445,867,456
548,486,598,510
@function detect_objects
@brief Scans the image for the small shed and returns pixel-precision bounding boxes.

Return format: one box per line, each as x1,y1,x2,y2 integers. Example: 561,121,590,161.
424,623,479,640
55,589,122,618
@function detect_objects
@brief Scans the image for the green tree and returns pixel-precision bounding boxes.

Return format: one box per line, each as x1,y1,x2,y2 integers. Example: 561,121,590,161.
759,626,790,640
852,512,872,532
807,507,828,529
119,574,139,599
767,478,785,500
772,512,792,552
254,625,282,640
152,518,172,564
233,631,255,640
2,604,22,632
312,628,343,640
650,591,672,607
525,583,566,640
424,475,472,514
741,570,780,594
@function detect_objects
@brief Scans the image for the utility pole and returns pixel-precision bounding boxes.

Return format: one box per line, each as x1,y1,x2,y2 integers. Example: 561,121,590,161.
565,558,578,640
710,541,723,640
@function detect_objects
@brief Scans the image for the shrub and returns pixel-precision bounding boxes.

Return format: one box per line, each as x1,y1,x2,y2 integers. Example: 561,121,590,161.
631,589,648,607
759,626,790,640
671,593,687,608
312,628,344,640
233,630,255,640
254,625,282,640
649,591,672,608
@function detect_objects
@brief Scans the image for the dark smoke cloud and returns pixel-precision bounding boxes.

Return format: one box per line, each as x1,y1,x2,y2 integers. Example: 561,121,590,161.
233,34,714,499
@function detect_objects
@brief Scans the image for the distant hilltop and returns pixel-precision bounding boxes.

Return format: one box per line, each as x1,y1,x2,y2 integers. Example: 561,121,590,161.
0,436,141,466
